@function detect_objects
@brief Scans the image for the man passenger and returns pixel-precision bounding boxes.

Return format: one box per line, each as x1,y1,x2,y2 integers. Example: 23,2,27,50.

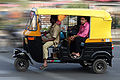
70,16,90,59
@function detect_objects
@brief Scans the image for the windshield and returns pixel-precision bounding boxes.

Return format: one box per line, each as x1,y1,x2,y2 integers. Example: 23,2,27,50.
25,11,37,31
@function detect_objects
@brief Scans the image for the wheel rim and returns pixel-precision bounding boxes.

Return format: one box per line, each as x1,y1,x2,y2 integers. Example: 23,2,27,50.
96,62,104,72
17,60,27,69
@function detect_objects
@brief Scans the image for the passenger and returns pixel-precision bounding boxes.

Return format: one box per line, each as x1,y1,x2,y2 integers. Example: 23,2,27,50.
40,15,60,70
67,26,78,37
70,16,90,59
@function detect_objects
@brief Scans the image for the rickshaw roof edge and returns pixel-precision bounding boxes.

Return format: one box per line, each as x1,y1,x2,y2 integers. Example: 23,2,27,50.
35,8,112,21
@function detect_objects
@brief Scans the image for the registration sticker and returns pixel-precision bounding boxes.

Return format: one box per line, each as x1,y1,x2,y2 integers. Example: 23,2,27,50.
106,39,110,42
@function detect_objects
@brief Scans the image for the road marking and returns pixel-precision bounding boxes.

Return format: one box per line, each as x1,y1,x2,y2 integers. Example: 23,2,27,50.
0,55,75,80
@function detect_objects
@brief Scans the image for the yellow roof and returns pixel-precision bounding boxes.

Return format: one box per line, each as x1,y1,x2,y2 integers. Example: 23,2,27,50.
36,8,112,21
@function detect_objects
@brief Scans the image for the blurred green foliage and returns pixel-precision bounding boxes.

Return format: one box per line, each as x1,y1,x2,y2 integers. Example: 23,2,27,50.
0,0,18,2
112,16,120,28
61,3,89,8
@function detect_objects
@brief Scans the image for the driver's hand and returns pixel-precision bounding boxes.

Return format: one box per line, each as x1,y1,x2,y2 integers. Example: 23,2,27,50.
42,38,48,42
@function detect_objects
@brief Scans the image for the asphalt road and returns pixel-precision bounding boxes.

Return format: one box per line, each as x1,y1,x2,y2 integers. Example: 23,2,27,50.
0,46,120,80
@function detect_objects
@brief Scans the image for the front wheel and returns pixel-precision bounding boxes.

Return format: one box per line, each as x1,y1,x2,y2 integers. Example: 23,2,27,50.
14,58,29,72
92,59,107,74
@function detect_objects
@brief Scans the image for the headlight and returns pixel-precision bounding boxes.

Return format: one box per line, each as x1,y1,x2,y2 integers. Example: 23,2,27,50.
19,53,25,55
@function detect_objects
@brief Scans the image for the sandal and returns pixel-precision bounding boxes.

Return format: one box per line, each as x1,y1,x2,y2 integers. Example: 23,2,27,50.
69,54,75,57
74,55,81,59
40,65,48,70
70,54,81,59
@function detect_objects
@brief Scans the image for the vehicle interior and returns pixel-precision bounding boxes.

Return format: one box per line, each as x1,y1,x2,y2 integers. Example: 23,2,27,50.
39,15,90,60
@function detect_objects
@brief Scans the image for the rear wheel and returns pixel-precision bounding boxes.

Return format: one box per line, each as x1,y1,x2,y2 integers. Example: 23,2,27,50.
92,59,107,74
14,58,29,72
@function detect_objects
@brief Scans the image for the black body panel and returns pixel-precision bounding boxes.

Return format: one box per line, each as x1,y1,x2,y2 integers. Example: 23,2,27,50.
82,42,112,60
23,36,113,65
59,41,113,64
23,36,43,63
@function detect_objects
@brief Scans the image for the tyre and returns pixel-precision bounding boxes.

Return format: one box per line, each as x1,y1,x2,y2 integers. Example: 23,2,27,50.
92,59,107,74
14,58,29,72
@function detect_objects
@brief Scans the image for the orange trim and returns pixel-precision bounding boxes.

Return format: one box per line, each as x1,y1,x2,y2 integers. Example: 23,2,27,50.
85,38,112,43
28,37,35,40
112,44,114,50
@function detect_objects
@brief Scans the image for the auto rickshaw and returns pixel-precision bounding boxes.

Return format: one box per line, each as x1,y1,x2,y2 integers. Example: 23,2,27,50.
13,8,113,74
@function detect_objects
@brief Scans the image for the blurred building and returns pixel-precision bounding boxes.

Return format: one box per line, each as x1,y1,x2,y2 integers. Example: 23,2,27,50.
0,0,120,43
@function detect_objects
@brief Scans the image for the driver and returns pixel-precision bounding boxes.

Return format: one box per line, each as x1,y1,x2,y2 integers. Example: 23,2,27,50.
40,15,60,70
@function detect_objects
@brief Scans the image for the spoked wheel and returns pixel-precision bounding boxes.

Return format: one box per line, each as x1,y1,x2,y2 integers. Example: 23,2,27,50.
92,59,107,74
14,58,29,72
